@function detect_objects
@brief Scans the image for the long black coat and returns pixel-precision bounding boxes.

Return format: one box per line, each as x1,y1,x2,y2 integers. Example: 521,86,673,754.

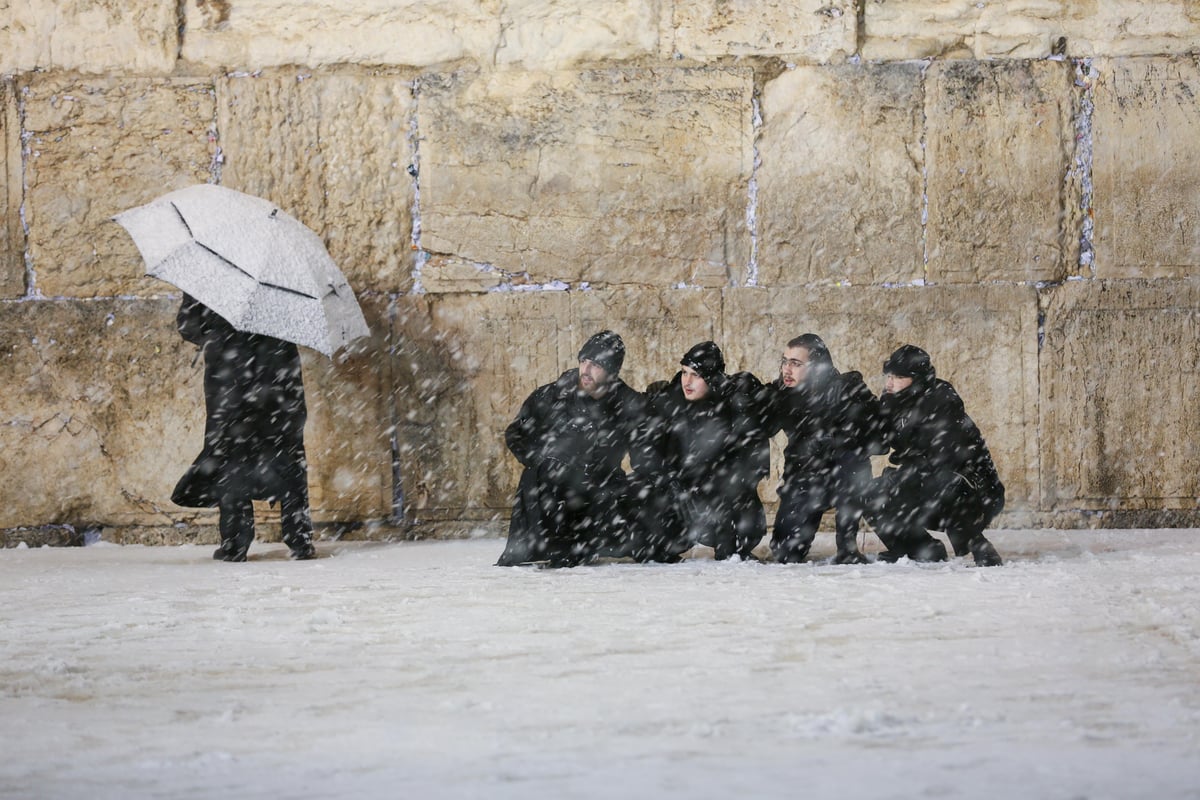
873,376,1004,540
634,371,769,559
171,296,308,508
498,369,647,566
764,364,880,489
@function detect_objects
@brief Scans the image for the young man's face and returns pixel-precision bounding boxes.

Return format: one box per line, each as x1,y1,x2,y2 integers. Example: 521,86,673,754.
884,373,913,394
681,365,710,402
578,358,612,398
779,346,811,388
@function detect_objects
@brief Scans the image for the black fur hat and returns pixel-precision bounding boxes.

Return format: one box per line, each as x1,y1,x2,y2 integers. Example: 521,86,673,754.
883,344,935,383
578,330,625,375
680,341,726,384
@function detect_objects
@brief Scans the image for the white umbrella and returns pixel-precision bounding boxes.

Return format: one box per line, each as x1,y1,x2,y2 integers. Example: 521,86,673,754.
114,184,370,357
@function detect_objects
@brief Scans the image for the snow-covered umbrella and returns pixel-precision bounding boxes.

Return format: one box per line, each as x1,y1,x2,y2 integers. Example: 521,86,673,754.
113,183,369,358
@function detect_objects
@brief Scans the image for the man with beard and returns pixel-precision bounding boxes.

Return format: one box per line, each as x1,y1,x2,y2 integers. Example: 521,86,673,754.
629,341,770,562
868,344,1005,566
497,330,646,568
763,334,879,564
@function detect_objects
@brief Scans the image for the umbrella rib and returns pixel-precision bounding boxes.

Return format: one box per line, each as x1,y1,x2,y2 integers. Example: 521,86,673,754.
195,242,257,281
169,202,194,238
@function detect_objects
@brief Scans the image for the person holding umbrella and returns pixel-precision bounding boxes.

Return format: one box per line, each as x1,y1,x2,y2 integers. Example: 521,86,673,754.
172,294,316,561
114,184,371,562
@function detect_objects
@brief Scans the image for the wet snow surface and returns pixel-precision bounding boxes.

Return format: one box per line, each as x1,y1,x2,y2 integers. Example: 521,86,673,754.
2,530,1199,799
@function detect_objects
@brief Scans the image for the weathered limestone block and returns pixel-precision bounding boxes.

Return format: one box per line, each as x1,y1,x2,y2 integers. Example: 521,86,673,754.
862,0,1200,61
666,0,855,61
1,80,22,298
724,284,1040,512
757,64,924,287
925,60,1078,284
391,291,572,519
23,76,218,298
296,294,394,521
495,1,658,68
0,0,178,75
419,68,753,289
0,299,206,528
0,297,393,529
1092,57,1200,279
217,69,416,294
1041,280,1200,511
181,0,500,69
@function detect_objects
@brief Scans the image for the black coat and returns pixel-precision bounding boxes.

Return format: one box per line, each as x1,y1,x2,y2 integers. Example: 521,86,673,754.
632,371,769,559
764,364,880,488
171,296,308,508
498,369,647,565
875,376,1004,530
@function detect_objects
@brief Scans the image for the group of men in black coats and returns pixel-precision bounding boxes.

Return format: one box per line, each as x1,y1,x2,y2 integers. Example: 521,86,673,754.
497,330,1005,569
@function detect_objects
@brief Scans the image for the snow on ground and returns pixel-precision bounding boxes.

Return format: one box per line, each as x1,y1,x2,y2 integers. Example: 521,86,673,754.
1,529,1198,800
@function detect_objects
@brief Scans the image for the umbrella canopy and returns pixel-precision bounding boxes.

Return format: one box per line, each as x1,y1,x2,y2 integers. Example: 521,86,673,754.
114,184,370,357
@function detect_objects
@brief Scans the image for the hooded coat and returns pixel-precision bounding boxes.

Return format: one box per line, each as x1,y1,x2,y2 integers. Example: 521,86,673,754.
633,368,770,560
171,296,309,510
872,351,1005,554
763,349,881,560
498,368,647,566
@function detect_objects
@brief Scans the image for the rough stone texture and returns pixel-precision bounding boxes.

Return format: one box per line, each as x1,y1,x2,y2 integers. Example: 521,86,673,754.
1092,56,1200,279
756,63,925,287
666,0,855,61
724,284,1041,513
217,69,416,295
22,76,218,298
0,0,178,75
419,68,753,289
925,59,1079,284
1041,279,1200,511
495,1,658,68
0,298,392,529
181,0,500,70
1,79,22,298
863,0,1200,61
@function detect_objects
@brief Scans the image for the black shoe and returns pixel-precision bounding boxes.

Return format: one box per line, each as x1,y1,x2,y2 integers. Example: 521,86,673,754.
832,549,869,565
970,538,1003,567
875,549,905,563
213,540,248,562
772,544,811,564
910,539,948,563
289,542,318,560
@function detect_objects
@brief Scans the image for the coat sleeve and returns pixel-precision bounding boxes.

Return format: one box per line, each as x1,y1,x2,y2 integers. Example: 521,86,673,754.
504,387,550,470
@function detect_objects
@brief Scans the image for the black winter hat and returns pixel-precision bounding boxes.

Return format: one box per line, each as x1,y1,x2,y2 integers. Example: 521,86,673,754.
578,330,625,375
884,344,935,383
680,341,726,384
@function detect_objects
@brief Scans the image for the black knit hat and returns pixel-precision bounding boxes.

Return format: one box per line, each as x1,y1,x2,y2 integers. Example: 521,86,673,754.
680,341,726,384
884,344,935,383
578,330,625,375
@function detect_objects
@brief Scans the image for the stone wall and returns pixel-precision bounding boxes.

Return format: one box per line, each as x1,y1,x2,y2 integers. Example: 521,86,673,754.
2,1,1199,544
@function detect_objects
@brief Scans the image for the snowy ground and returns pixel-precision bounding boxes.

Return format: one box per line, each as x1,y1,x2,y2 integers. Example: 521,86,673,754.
1,529,1198,800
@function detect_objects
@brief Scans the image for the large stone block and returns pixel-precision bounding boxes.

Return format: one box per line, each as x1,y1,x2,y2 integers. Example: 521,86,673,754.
862,0,1200,61
418,68,754,289
217,69,416,295
756,64,925,287
1092,57,1200,279
1040,279,1200,511
0,298,393,529
495,1,658,68
724,284,1040,512
925,60,1079,284
0,0,178,75
1,79,22,298
181,0,500,69
666,0,855,61
23,76,218,298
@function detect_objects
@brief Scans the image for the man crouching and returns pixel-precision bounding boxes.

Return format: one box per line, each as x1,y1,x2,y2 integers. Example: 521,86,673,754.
496,331,646,568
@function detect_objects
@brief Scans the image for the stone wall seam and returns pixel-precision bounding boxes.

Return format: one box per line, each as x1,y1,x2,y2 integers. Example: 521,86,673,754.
1073,58,1097,278
745,90,762,287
